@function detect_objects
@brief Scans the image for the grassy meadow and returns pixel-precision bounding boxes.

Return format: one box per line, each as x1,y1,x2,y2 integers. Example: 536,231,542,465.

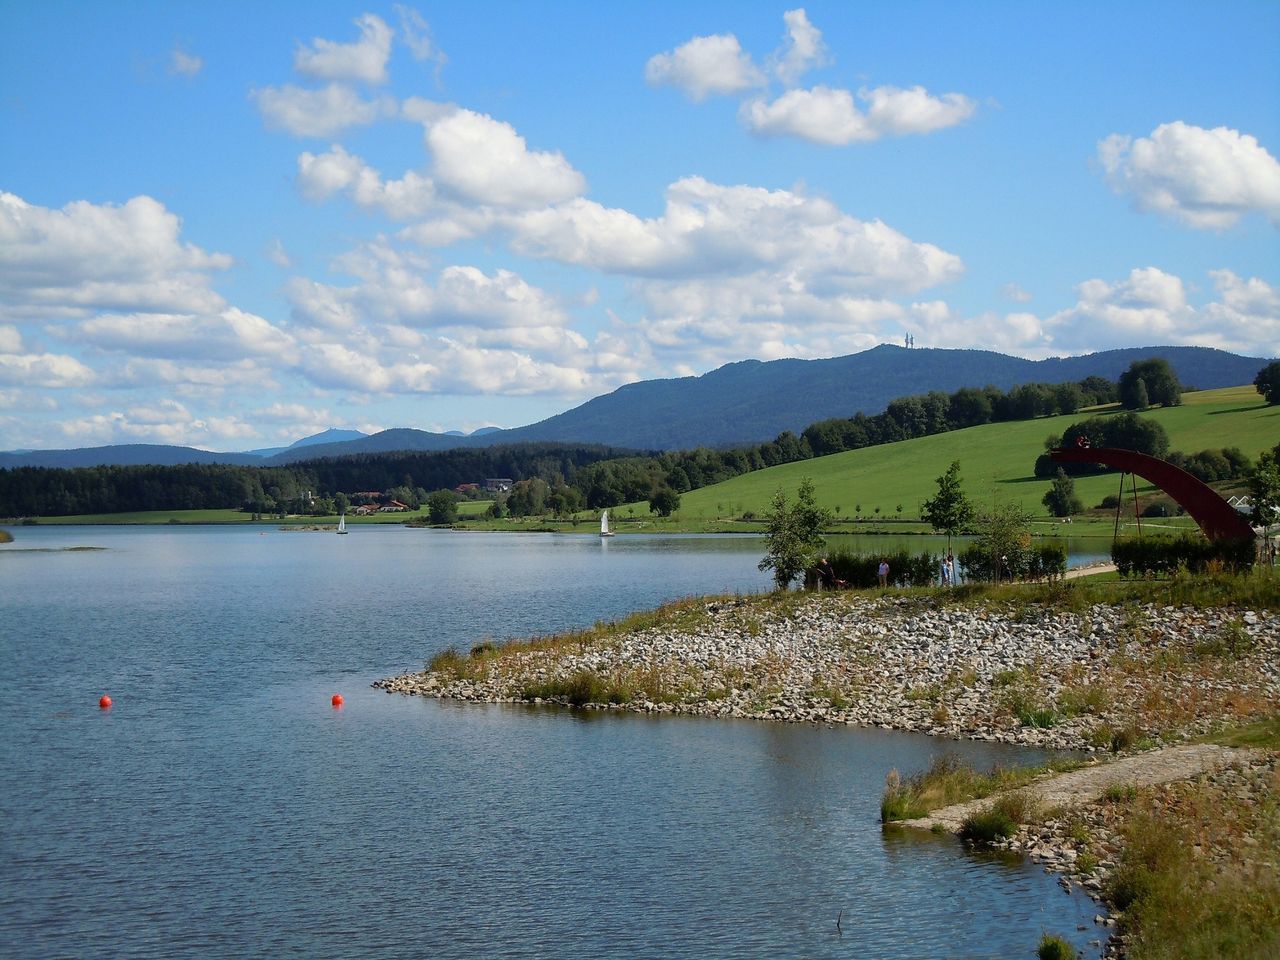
619,385,1275,530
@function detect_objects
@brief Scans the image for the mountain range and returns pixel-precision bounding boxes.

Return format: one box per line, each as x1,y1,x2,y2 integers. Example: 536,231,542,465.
2,344,1271,469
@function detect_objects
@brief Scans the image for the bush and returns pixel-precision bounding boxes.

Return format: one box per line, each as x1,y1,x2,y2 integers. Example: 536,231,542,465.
959,792,1037,844
1112,535,1254,577
1142,501,1172,518
959,541,1065,583
1037,934,1075,960
807,549,944,589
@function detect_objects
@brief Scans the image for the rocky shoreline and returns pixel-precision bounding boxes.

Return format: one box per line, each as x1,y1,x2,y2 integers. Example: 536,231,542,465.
376,593,1280,752
377,591,1278,958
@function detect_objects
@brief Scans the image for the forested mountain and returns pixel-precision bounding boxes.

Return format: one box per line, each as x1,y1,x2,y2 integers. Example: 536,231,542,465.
3,344,1271,468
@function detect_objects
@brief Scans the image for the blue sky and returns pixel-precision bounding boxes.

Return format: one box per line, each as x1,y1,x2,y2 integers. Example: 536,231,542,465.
2,1,1277,451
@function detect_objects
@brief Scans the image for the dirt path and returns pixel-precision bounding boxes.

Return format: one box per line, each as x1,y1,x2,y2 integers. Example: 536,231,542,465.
1064,562,1117,580
901,743,1259,833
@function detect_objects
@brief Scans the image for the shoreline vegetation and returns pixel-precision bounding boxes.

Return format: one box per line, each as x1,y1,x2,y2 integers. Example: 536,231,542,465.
377,575,1279,959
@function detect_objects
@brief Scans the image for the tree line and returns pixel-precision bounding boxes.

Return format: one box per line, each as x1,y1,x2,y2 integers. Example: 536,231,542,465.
0,444,621,518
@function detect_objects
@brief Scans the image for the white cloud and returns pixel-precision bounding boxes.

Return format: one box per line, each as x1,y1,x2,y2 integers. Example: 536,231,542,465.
645,34,764,101
427,108,587,207
268,239,293,269
54,404,259,447
508,176,963,294
1041,266,1280,356
906,301,1047,355
294,13,394,85
255,402,331,423
75,308,295,362
1002,282,1033,303
1199,270,1280,352
769,8,828,85
168,48,203,78
296,145,440,218
253,83,397,138
1099,122,1280,229
0,324,21,352
0,352,96,388
742,84,975,144
113,358,272,390
0,192,230,319
860,85,977,137
395,4,447,70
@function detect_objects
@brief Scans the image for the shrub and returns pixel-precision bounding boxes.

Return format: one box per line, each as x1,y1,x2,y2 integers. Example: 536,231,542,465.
1142,501,1172,518
1037,934,1075,960
1112,535,1254,577
807,549,944,589
959,791,1037,844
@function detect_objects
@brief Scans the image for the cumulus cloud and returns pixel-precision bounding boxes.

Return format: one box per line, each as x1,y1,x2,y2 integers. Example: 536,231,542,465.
427,108,586,207
0,191,229,319
253,83,397,138
769,8,829,85
507,176,963,293
168,48,203,77
294,13,394,85
742,84,975,144
0,351,96,388
905,301,1047,355
113,358,272,390
55,404,259,447
1099,122,1280,229
295,109,585,219
75,308,295,362
1003,282,1033,303
649,10,975,144
0,324,20,352
645,33,764,101
1040,267,1280,356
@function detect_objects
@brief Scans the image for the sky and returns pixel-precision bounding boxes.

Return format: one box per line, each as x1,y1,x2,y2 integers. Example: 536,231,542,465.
1,1,1278,452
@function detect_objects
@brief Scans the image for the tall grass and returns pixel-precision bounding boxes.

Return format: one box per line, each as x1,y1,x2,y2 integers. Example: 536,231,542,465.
880,755,1081,822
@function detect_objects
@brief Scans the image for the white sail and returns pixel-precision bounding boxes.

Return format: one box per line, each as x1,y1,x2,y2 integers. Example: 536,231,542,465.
600,510,613,537
337,513,348,534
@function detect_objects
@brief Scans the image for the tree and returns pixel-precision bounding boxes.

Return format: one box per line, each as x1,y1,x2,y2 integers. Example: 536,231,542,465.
649,486,681,517
757,478,832,590
1131,377,1149,410
921,460,975,551
1042,469,1083,517
1254,361,1280,405
1119,358,1181,408
975,502,1034,581
1249,451,1280,529
426,490,459,524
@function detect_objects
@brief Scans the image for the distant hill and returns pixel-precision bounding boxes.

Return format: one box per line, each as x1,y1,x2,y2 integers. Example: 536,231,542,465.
246,428,368,458
0,444,265,469
4,345,1270,468
487,344,1271,451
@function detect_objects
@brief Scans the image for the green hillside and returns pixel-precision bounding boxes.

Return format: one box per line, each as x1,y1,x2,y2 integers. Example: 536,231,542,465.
667,386,1275,525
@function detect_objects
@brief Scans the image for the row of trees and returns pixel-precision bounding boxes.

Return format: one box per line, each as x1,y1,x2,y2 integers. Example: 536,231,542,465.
0,444,621,518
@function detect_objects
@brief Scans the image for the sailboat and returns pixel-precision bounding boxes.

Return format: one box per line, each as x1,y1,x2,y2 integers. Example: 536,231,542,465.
599,510,615,538
337,513,348,535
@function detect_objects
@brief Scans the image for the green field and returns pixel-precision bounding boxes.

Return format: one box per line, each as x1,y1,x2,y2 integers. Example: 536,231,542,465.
648,385,1276,529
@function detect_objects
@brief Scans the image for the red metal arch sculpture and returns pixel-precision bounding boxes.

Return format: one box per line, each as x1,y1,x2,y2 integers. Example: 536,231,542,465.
1049,446,1255,542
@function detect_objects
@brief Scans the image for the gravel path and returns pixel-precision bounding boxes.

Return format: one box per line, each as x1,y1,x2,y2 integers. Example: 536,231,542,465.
901,743,1260,832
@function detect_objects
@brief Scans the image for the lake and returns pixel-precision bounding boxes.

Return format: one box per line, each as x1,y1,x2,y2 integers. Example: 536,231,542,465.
1,525,1105,958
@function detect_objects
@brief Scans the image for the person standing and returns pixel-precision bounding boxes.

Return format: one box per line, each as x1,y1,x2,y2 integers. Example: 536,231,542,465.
878,559,889,588
939,554,952,587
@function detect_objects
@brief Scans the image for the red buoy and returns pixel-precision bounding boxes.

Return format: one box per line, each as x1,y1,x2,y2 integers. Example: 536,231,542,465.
98,695,112,709
331,693,344,708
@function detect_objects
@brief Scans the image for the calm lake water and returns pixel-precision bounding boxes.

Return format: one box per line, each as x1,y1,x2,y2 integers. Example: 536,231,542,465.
2,526,1105,958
